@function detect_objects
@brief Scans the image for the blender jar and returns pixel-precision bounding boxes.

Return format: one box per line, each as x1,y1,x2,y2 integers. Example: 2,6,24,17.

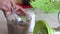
6,10,32,34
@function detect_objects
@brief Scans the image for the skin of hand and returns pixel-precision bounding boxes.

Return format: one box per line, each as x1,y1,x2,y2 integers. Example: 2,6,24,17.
0,0,27,16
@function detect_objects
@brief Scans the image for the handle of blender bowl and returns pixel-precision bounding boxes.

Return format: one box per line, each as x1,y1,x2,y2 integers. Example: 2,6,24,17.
26,11,36,33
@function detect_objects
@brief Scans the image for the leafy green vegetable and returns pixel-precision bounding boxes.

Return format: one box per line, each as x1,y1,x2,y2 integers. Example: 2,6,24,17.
30,0,60,13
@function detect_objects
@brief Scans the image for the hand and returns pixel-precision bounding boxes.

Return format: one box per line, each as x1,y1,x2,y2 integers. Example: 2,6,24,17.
15,5,27,16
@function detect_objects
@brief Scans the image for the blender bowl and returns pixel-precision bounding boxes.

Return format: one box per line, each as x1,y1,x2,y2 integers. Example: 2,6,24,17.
6,7,33,34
